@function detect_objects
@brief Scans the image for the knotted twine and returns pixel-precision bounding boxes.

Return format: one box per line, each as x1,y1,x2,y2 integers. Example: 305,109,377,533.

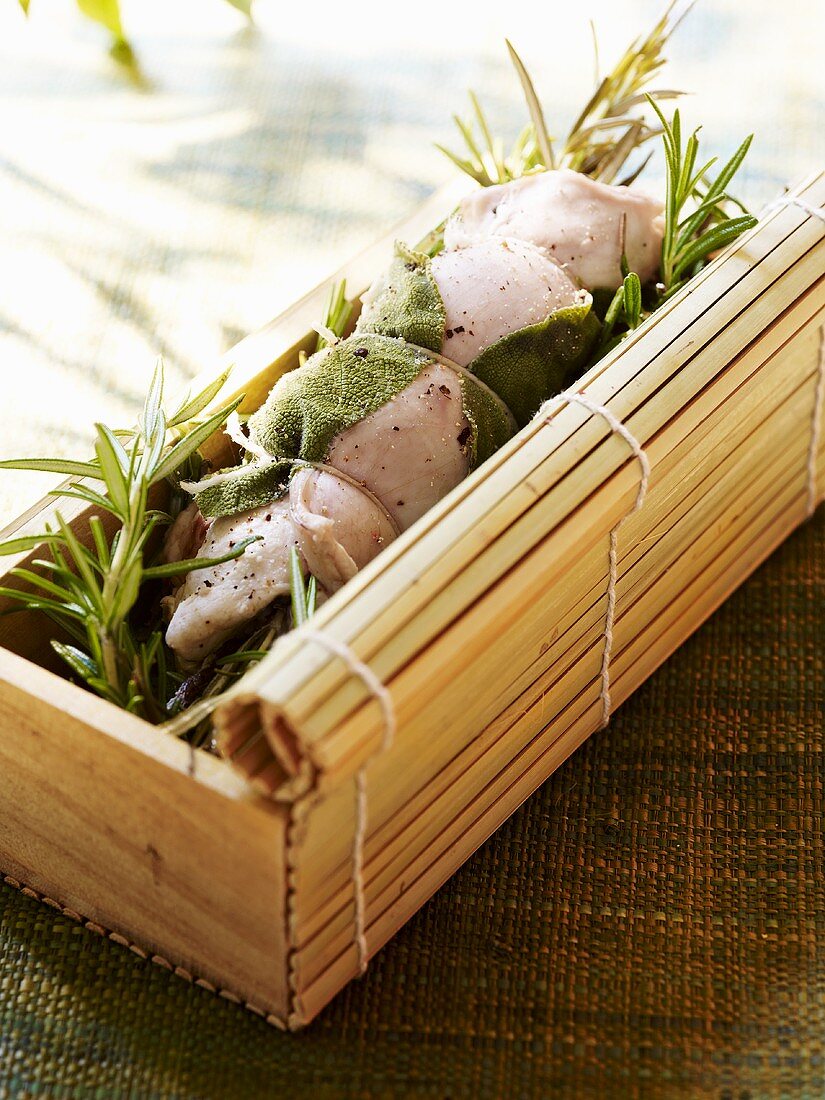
299,628,396,975
540,390,651,728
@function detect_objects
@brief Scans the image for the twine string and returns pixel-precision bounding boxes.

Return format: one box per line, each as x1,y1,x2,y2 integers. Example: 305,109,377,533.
301,627,396,976
540,390,650,728
763,194,825,225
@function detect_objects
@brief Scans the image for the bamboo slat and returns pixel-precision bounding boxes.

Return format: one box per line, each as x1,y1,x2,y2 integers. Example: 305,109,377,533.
309,279,825,784
297,448,822,1012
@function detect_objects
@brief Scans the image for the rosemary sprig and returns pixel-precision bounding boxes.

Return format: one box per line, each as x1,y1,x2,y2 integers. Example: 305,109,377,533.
562,1,691,181
7,270,335,732
595,270,645,357
439,1,693,187
0,361,256,719
580,106,756,369
506,39,555,173
289,546,317,628
299,279,355,365
316,280,355,351
647,96,756,299
435,93,542,188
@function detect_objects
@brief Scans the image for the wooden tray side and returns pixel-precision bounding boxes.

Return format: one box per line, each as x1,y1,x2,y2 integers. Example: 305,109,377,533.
0,647,292,1020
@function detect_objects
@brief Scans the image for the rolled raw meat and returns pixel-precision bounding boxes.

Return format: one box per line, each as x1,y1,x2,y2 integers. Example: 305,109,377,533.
444,168,664,289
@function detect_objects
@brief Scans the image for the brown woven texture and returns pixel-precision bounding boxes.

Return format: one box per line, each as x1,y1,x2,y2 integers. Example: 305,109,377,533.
0,506,821,1098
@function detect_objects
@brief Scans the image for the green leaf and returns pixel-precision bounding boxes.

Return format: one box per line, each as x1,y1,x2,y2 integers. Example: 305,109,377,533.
453,113,485,171
215,650,272,666
673,215,757,279
685,155,719,204
152,396,244,484
51,641,99,683
76,0,123,39
224,0,253,15
107,554,142,625
89,516,111,569
9,567,78,604
193,459,292,519
468,298,601,429
168,367,234,427
94,423,130,516
289,547,308,628
249,334,425,469
48,484,119,516
622,272,643,328
677,189,730,238
599,284,625,346
433,143,487,186
701,134,754,209
0,457,103,480
82,676,122,705
0,532,64,557
142,535,261,580
56,513,104,613
469,91,502,178
0,587,86,620
142,358,164,441
677,128,700,205
140,408,167,479
506,40,556,170
305,574,317,618
356,242,445,353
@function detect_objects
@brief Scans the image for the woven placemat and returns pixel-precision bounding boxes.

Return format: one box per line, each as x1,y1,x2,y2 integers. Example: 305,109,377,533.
1,506,822,1099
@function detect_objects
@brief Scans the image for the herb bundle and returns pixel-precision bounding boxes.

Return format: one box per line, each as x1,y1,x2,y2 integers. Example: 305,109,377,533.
648,97,755,299
437,1,693,188
0,365,253,722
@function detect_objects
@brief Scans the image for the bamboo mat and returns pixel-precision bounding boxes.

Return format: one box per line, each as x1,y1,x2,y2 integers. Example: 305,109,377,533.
1,507,822,1097
1,0,825,1095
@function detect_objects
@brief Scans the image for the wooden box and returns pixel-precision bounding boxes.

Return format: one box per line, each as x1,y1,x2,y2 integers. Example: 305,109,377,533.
0,173,823,1029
